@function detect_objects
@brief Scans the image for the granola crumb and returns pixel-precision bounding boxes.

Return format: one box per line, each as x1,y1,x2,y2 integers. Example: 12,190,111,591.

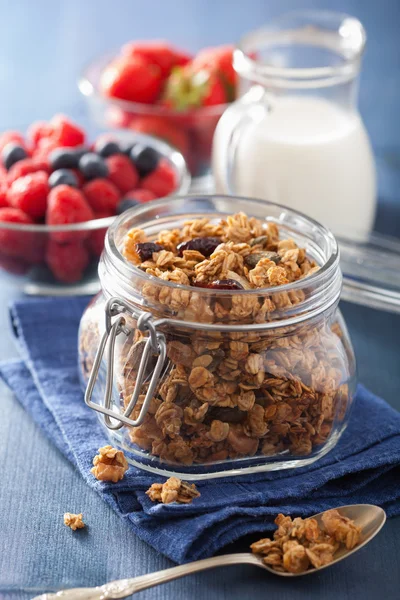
64,512,85,531
146,477,200,504
251,509,361,573
91,445,129,483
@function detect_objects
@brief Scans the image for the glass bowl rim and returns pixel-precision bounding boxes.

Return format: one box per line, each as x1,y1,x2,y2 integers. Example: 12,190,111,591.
78,51,232,117
104,193,340,297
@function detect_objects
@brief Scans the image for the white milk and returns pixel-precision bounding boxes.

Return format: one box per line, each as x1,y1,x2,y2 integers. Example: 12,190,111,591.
213,96,376,237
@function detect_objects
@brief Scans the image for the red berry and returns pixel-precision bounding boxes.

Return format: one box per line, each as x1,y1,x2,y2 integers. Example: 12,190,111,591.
49,115,86,147
86,212,113,257
33,137,60,162
7,158,50,184
100,56,162,103
0,181,8,208
70,168,85,187
83,178,120,213
106,154,139,194
46,185,94,243
141,159,177,197
0,131,25,154
0,253,30,275
0,207,34,258
7,171,49,219
123,188,156,203
46,239,89,283
27,121,53,148
122,41,192,77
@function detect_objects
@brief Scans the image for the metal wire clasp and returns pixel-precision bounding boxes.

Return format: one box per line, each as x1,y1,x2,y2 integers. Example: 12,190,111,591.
84,297,167,430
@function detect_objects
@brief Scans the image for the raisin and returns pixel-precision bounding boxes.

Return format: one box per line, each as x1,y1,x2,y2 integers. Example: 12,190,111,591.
208,407,246,424
194,278,244,290
177,236,221,257
245,251,281,268
135,242,164,262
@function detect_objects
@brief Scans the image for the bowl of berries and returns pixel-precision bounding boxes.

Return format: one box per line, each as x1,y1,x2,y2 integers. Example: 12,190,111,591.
0,114,190,295
78,41,237,187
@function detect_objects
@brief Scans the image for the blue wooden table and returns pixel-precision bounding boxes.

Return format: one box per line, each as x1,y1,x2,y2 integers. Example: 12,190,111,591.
0,1,399,598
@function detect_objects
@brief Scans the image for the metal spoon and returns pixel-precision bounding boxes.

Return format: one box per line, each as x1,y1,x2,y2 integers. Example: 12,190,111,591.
32,504,386,600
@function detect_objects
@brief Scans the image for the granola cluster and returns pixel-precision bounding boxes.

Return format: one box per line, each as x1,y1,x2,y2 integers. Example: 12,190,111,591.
63,512,85,531
251,509,361,573
122,212,319,324
146,476,200,504
91,445,129,482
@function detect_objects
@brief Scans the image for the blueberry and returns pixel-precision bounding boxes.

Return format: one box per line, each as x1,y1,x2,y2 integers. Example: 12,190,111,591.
95,139,121,158
48,169,79,188
49,146,88,170
116,198,140,214
79,152,108,180
130,145,159,177
2,143,28,170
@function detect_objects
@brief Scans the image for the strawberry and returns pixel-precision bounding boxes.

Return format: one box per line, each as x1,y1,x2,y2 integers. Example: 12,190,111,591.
141,159,177,197
121,41,192,77
101,56,162,103
0,253,30,275
162,65,227,110
192,45,236,99
127,115,190,156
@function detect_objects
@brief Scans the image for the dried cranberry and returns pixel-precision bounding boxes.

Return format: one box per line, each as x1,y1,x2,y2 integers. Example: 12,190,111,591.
194,278,244,290
177,236,221,257
135,242,164,262
208,407,246,424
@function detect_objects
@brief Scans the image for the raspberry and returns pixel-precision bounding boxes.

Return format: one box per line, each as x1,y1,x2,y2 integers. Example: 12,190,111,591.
123,188,156,203
46,239,89,283
82,178,120,213
0,207,34,258
46,184,94,243
106,154,139,194
33,137,60,162
86,212,113,257
0,181,8,208
49,115,85,147
7,158,50,184
0,253,30,275
27,121,53,148
7,171,49,219
0,131,25,154
141,159,177,197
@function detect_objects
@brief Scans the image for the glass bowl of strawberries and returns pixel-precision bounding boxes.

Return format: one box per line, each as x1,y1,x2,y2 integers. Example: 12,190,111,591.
78,41,237,187
0,114,190,295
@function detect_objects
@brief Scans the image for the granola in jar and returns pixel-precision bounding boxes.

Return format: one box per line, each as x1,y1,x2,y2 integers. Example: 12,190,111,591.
79,197,356,477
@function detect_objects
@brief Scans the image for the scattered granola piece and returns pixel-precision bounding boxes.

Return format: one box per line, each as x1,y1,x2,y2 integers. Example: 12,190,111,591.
251,509,361,573
146,477,200,504
91,445,129,483
64,513,85,531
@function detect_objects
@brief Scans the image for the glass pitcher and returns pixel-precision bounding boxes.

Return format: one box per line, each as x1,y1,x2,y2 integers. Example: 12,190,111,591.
212,11,376,238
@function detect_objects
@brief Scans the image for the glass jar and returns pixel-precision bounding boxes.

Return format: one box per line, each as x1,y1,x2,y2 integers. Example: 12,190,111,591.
212,11,376,238
78,195,356,479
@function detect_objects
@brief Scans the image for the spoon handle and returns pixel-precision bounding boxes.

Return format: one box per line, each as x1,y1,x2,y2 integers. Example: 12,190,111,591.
32,553,260,600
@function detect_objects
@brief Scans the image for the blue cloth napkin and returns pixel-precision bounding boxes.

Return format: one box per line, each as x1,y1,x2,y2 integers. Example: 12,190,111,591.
1,296,400,564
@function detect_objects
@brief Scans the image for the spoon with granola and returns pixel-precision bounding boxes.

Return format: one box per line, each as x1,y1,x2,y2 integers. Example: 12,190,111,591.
32,505,386,599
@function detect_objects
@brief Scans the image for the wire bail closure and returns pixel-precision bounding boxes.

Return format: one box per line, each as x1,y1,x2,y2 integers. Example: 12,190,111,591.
84,296,167,430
